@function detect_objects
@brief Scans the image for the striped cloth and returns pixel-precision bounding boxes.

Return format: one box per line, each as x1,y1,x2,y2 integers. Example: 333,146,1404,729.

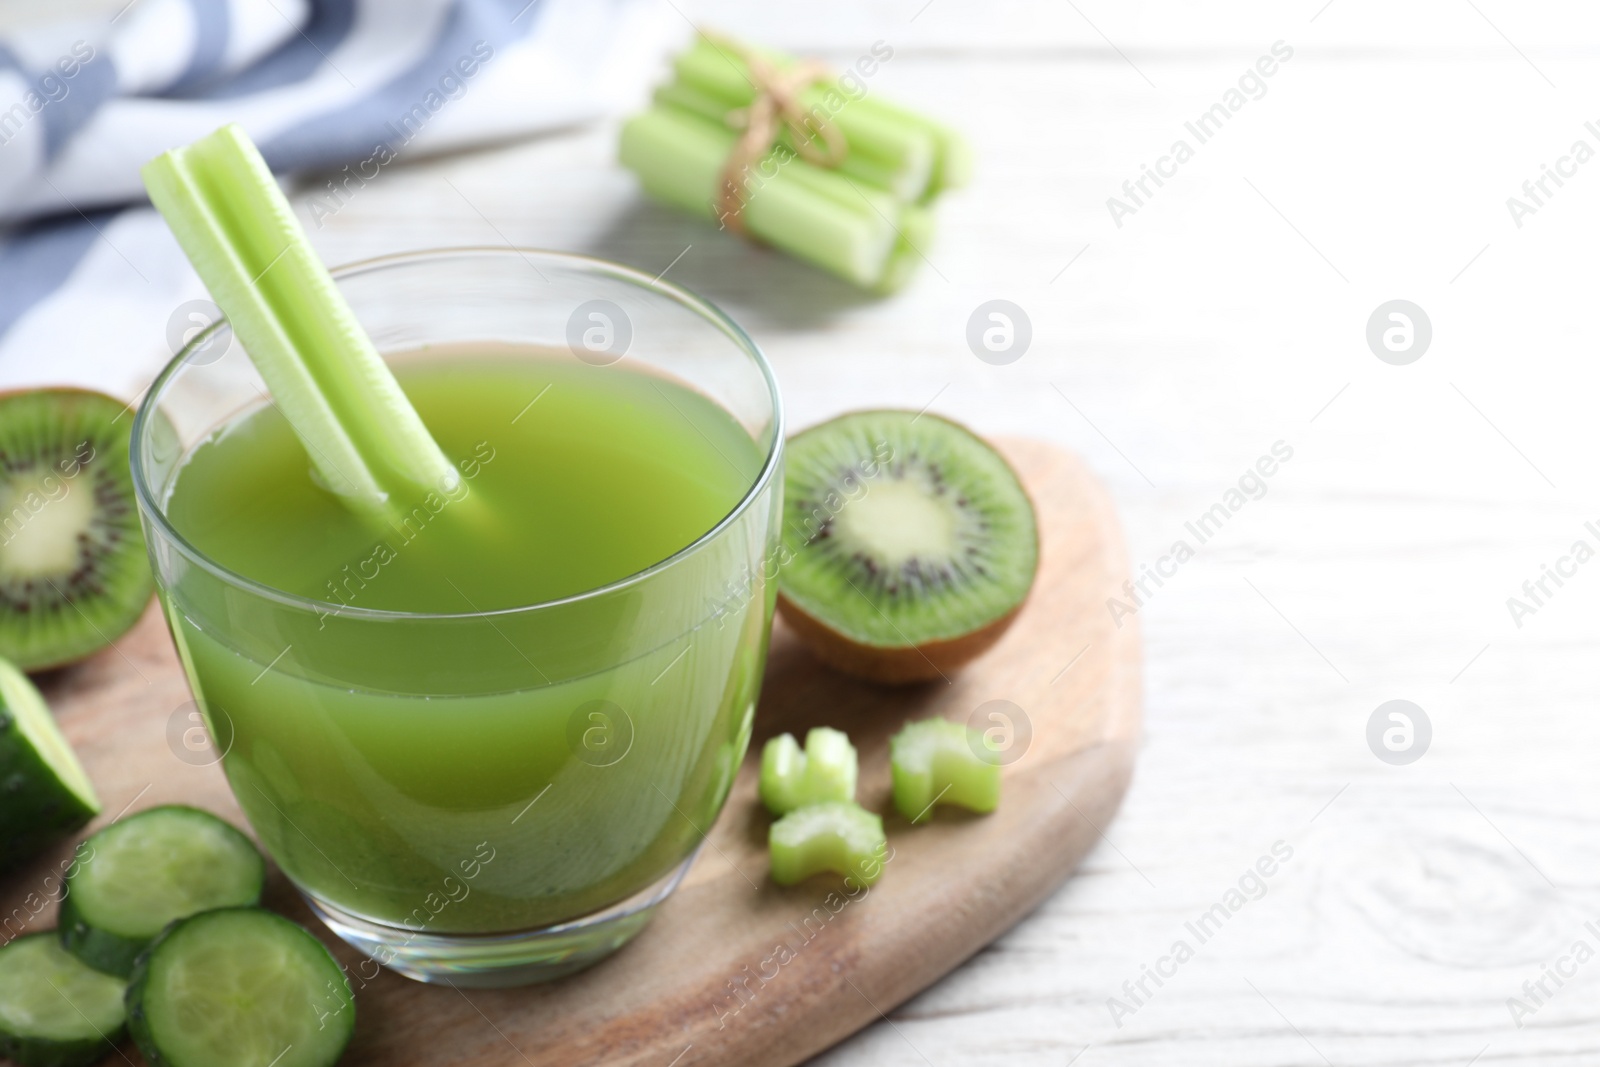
0,0,675,395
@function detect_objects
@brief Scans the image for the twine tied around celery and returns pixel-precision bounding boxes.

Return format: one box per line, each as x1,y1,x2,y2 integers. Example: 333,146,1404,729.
708,35,848,236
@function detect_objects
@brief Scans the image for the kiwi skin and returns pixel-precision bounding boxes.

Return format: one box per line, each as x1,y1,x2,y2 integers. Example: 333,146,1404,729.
777,593,1028,685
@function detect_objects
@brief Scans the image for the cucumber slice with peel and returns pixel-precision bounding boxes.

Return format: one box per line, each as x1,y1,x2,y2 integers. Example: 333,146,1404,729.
61,806,264,977
889,718,1001,822
126,908,354,1067
759,727,858,815
0,656,98,875
141,125,458,518
768,801,887,887
0,933,126,1067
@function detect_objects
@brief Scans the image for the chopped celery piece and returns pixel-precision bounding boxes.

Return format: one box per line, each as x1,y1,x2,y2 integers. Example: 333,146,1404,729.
760,733,805,811
141,124,459,518
759,727,858,815
889,719,1001,822
768,802,886,887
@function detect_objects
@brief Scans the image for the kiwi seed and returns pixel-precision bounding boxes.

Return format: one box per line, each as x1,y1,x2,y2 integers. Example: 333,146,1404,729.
0,388,155,671
777,410,1038,684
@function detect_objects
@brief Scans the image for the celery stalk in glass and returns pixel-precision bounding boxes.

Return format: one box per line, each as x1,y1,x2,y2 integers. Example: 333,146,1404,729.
141,124,459,519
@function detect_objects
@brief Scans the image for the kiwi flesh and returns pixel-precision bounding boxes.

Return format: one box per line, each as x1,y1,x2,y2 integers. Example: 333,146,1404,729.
778,410,1038,684
0,389,154,670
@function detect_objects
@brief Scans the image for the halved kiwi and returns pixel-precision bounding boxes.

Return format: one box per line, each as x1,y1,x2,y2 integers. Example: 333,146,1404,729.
0,389,154,670
778,410,1038,684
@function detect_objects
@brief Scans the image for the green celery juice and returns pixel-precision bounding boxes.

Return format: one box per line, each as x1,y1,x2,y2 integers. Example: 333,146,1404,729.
158,348,775,932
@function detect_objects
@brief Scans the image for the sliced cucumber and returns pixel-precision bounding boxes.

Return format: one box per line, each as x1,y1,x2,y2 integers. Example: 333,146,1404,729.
0,933,126,1067
61,805,264,977
126,908,354,1067
0,656,98,875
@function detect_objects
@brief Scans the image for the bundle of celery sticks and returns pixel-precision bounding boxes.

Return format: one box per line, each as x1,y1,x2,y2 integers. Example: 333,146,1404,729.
620,36,969,293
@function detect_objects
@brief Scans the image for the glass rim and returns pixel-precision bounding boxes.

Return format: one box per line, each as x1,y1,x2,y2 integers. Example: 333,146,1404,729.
129,246,785,623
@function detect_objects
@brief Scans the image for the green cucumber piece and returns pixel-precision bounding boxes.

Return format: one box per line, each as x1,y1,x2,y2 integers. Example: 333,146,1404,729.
0,933,126,1067
0,656,97,875
141,124,458,518
768,801,887,887
126,908,354,1067
889,718,1001,822
759,727,858,815
61,806,264,977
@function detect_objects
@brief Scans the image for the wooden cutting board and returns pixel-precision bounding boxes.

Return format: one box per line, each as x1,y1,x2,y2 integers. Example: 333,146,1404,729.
1,437,1140,1067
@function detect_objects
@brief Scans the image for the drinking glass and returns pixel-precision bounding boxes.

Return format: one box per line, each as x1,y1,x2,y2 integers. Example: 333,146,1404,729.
131,249,783,987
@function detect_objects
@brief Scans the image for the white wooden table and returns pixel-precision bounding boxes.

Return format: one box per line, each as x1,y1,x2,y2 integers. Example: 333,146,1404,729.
604,7,1598,1064
31,1,1600,1062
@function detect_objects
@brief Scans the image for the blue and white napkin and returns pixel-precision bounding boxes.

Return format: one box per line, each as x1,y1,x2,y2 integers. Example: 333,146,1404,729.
0,0,675,394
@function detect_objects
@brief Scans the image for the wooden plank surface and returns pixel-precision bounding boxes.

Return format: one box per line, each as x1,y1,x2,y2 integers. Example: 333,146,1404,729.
0,437,1138,1066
